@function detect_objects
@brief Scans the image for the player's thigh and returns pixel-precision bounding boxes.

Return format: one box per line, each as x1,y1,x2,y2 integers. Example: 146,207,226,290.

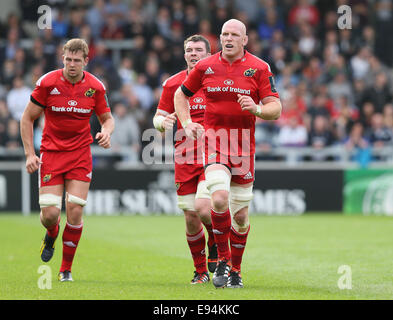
65,179,90,200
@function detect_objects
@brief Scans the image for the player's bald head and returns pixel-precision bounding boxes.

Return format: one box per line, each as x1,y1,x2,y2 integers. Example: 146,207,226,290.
221,19,247,36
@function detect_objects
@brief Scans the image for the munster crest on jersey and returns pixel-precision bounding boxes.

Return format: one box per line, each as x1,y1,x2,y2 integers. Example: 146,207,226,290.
244,68,257,77
85,88,96,97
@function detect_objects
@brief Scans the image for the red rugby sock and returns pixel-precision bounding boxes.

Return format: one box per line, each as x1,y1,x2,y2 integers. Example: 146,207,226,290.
211,208,231,261
60,221,83,272
230,225,250,272
186,228,207,274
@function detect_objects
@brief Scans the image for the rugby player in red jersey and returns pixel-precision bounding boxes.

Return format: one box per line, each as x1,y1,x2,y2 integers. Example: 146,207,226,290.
174,19,282,288
153,35,217,284
20,39,115,282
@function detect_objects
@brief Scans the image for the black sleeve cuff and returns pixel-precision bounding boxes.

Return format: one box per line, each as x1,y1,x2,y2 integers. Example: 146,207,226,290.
181,84,194,97
30,95,46,108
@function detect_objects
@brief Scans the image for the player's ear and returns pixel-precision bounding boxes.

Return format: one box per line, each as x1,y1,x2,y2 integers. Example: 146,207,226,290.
243,35,248,47
83,56,89,67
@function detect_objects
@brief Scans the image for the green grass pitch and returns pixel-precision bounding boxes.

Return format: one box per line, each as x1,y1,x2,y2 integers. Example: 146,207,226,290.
0,213,392,300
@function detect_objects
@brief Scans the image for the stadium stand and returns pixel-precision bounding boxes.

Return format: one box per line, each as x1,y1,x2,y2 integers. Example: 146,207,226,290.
0,0,392,167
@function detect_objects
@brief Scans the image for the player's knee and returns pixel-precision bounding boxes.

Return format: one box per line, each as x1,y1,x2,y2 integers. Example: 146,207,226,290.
177,194,196,211
184,210,201,232
232,210,249,233
211,190,229,212
40,208,60,226
39,193,62,210
66,192,87,207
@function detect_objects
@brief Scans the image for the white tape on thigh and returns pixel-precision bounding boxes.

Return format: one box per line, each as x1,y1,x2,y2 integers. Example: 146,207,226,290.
39,193,62,210
205,170,231,194
230,185,253,216
66,192,87,207
177,193,196,211
195,180,210,199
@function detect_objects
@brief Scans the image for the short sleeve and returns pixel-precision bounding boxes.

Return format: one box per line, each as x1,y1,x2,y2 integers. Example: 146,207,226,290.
258,63,280,101
181,63,204,97
95,88,111,115
157,82,176,114
30,77,48,108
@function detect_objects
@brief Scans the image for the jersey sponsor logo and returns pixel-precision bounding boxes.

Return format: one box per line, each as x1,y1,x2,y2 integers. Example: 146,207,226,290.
190,96,206,110
207,86,251,95
205,67,214,74
84,88,96,97
224,79,234,86
244,68,257,77
50,87,60,95
51,106,92,114
68,100,78,106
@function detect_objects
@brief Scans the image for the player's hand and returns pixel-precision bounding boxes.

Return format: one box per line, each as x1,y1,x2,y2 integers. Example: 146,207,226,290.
162,112,177,130
25,154,42,174
184,122,204,140
238,94,257,114
96,131,111,149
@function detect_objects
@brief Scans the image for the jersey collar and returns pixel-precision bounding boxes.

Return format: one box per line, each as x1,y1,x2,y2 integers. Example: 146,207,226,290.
219,50,248,65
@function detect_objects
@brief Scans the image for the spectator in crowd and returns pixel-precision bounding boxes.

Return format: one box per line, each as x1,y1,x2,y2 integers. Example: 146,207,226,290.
359,101,376,131
4,118,22,150
257,8,285,41
350,46,371,80
288,0,320,27
86,0,106,39
307,115,334,149
255,120,280,160
277,115,308,147
0,100,11,146
110,102,141,163
344,122,371,167
363,72,392,113
6,77,31,121
366,113,393,148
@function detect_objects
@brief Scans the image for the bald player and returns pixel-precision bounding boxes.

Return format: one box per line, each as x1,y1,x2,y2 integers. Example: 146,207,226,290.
174,19,282,288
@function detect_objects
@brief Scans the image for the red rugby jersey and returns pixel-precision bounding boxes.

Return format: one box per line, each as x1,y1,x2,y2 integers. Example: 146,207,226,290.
31,69,110,152
157,69,206,165
181,51,280,156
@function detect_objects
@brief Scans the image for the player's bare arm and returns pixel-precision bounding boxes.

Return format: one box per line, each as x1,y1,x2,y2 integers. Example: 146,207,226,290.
20,101,44,173
174,87,204,140
153,110,177,132
238,94,282,120
96,111,114,149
